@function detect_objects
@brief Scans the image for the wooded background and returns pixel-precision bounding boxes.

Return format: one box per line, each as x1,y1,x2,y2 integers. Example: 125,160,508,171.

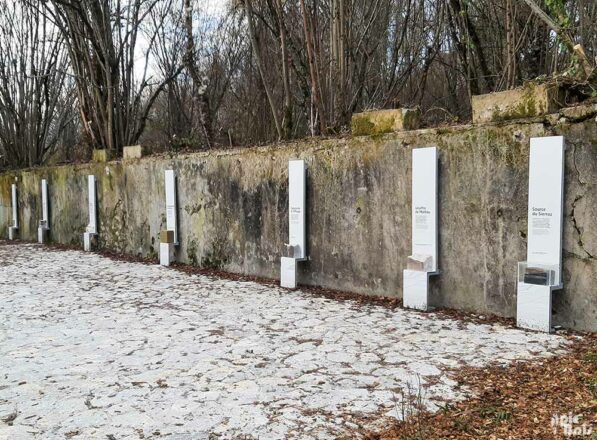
0,0,595,168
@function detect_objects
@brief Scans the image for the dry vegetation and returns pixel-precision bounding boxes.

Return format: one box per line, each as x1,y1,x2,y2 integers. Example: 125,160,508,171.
365,335,597,440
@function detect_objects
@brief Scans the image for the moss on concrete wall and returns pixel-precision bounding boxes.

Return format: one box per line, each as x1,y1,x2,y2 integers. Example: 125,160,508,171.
1,112,596,331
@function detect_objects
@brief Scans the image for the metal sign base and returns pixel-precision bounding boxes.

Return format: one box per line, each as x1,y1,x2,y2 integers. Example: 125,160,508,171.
8,227,18,241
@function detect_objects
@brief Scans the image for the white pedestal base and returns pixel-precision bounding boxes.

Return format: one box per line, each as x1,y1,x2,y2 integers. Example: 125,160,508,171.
38,227,49,244
403,269,431,310
83,232,97,252
8,227,18,240
281,257,298,289
160,242,175,266
517,282,553,333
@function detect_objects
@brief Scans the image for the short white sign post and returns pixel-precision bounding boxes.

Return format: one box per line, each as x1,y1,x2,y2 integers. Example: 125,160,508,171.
160,169,178,266
281,159,307,288
38,179,50,243
403,147,439,310
517,136,565,333
8,184,18,240
83,175,98,251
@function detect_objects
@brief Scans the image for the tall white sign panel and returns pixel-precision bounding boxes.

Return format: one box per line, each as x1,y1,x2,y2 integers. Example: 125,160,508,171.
517,136,565,332
38,179,50,243
411,147,438,272
288,160,306,259
165,170,178,245
41,179,49,225
8,184,18,240
281,160,307,288
84,175,98,251
403,147,439,310
160,170,178,266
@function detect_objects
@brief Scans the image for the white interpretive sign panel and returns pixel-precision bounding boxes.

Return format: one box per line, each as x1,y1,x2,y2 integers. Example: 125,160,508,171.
9,184,18,240
165,169,178,245
87,175,97,234
160,170,179,266
11,184,18,228
38,179,50,244
403,147,439,311
288,160,306,259
517,136,565,333
526,136,564,286
281,159,308,288
84,175,98,251
41,179,49,225
411,147,438,273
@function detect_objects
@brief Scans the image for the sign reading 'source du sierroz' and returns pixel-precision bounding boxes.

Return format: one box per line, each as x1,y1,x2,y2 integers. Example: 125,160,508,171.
526,136,564,285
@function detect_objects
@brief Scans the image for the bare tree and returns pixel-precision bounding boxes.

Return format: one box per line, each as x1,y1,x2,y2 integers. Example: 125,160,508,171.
4,0,592,165
38,0,183,156
0,0,75,167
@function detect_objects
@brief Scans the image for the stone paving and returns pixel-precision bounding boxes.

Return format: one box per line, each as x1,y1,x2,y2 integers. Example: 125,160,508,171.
0,243,570,439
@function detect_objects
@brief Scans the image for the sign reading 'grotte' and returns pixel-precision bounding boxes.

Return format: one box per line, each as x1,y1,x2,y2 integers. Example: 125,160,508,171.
517,136,565,333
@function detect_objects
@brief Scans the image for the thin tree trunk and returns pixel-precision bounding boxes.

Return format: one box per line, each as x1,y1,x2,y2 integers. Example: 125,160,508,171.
184,0,212,148
299,0,326,135
274,0,292,139
244,0,282,140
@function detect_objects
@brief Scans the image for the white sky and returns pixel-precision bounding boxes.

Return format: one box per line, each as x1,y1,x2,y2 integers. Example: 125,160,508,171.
203,0,228,16
134,0,229,81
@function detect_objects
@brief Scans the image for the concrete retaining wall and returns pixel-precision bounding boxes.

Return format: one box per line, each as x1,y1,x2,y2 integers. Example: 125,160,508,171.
1,113,595,331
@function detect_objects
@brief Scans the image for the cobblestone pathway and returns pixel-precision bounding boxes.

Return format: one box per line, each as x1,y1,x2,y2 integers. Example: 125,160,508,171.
0,243,569,439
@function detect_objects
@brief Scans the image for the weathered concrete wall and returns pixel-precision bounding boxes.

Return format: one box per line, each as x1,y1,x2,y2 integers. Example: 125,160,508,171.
1,112,595,331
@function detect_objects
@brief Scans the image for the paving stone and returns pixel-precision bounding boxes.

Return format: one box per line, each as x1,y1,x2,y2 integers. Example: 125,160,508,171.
0,243,570,439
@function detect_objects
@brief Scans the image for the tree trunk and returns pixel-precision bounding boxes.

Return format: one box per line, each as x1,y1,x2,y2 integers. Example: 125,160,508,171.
184,0,213,148
299,0,326,135
274,0,293,139
243,0,282,140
